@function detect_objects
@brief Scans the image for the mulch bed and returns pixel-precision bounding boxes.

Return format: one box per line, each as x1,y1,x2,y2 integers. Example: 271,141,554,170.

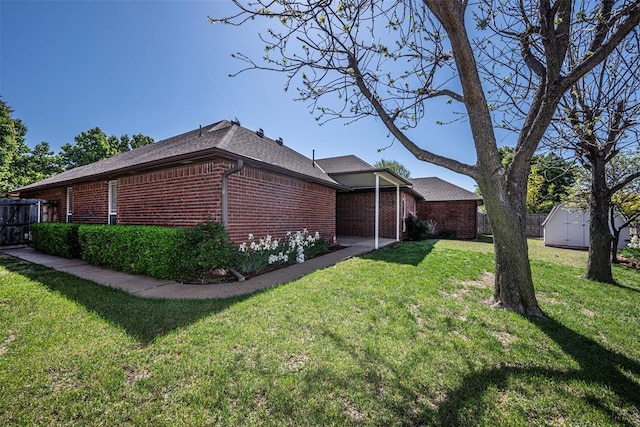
617,255,640,270
188,245,348,284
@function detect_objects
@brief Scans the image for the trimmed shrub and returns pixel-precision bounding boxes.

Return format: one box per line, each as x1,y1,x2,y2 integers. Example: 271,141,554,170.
31,223,81,258
34,221,236,281
77,221,234,281
78,224,184,279
174,221,234,280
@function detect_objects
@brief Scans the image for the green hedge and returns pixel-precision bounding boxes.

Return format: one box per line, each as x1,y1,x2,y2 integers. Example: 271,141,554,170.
31,223,81,259
78,225,182,279
32,221,234,281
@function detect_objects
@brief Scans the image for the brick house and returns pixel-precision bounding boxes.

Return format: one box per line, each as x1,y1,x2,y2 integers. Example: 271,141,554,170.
16,120,482,245
410,177,483,239
17,120,341,243
316,156,482,242
316,155,420,245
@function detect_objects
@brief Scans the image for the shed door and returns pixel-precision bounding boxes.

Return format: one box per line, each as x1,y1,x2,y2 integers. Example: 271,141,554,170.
566,209,588,247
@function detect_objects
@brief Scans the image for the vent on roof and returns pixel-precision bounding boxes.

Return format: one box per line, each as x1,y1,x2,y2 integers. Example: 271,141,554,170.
231,117,241,126
276,137,283,146
198,125,202,137
256,128,264,138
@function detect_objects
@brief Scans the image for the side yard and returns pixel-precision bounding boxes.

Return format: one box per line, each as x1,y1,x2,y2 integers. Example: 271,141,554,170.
0,239,638,425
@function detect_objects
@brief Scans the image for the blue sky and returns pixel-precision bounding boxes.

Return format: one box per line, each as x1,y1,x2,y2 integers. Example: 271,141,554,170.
1,0,480,191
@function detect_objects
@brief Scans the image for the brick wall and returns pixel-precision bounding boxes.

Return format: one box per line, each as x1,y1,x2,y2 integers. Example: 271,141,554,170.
21,158,337,244
416,200,478,239
336,189,415,239
227,166,336,244
72,181,109,224
117,161,226,227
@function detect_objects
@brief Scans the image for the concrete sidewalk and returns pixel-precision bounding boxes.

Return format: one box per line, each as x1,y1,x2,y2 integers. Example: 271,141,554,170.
1,236,396,300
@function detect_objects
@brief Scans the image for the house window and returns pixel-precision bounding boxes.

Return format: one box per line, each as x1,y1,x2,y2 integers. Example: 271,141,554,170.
402,195,407,233
66,187,73,223
108,180,117,225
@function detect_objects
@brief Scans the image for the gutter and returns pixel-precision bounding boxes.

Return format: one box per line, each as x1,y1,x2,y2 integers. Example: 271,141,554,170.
221,159,244,227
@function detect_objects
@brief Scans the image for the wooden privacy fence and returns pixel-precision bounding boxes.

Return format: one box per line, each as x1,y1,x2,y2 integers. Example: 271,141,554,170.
0,199,57,246
477,212,549,238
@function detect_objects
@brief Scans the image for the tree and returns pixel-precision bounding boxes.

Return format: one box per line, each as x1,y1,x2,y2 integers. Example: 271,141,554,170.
214,1,640,317
564,151,640,268
609,153,640,260
9,142,64,190
374,159,411,178
498,147,576,213
60,127,154,170
547,30,640,283
0,96,26,192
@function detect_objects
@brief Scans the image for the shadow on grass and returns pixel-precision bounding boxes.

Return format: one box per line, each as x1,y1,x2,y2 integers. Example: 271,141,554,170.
362,240,436,266
608,272,640,293
436,316,640,426
1,256,252,345
302,327,438,425
475,234,494,244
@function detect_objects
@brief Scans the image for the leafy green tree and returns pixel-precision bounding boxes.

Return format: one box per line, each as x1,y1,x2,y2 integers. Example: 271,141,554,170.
60,127,154,170
498,147,576,213
0,96,27,192
9,142,64,190
214,1,640,316
374,159,411,178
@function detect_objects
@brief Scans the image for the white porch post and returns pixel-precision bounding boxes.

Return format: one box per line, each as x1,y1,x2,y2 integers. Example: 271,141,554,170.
396,184,400,242
375,173,380,249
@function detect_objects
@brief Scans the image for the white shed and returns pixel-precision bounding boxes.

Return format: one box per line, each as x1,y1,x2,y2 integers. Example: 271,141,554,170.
542,203,630,249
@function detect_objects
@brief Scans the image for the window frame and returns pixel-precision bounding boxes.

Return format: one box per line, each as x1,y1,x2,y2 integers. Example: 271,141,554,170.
66,187,73,223
108,180,117,225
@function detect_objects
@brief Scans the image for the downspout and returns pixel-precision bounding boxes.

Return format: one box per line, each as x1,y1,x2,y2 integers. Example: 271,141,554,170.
221,159,244,227
396,184,400,242
375,173,380,249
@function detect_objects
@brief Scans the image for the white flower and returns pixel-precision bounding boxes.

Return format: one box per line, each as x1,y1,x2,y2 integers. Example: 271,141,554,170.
239,242,247,252
248,233,254,240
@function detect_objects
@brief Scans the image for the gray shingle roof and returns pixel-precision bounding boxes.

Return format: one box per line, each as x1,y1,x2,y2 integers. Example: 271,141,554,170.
410,177,482,202
315,155,374,173
18,120,341,192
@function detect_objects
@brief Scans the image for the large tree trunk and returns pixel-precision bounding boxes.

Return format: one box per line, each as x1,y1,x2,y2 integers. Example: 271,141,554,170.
480,176,545,318
585,155,615,283
423,1,544,318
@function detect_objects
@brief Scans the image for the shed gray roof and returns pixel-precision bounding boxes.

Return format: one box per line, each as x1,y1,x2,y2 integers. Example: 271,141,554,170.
18,120,342,192
410,177,482,202
315,155,374,173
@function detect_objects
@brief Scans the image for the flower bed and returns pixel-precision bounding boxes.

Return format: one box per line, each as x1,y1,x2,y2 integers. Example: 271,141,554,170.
236,229,331,274
619,235,640,269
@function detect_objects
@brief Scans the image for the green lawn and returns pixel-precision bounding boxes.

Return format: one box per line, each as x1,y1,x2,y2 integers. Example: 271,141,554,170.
1,240,639,426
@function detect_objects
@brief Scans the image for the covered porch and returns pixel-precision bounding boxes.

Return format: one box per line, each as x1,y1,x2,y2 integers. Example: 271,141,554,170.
331,169,416,249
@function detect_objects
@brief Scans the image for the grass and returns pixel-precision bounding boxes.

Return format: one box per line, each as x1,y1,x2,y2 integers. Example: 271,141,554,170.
1,239,639,426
